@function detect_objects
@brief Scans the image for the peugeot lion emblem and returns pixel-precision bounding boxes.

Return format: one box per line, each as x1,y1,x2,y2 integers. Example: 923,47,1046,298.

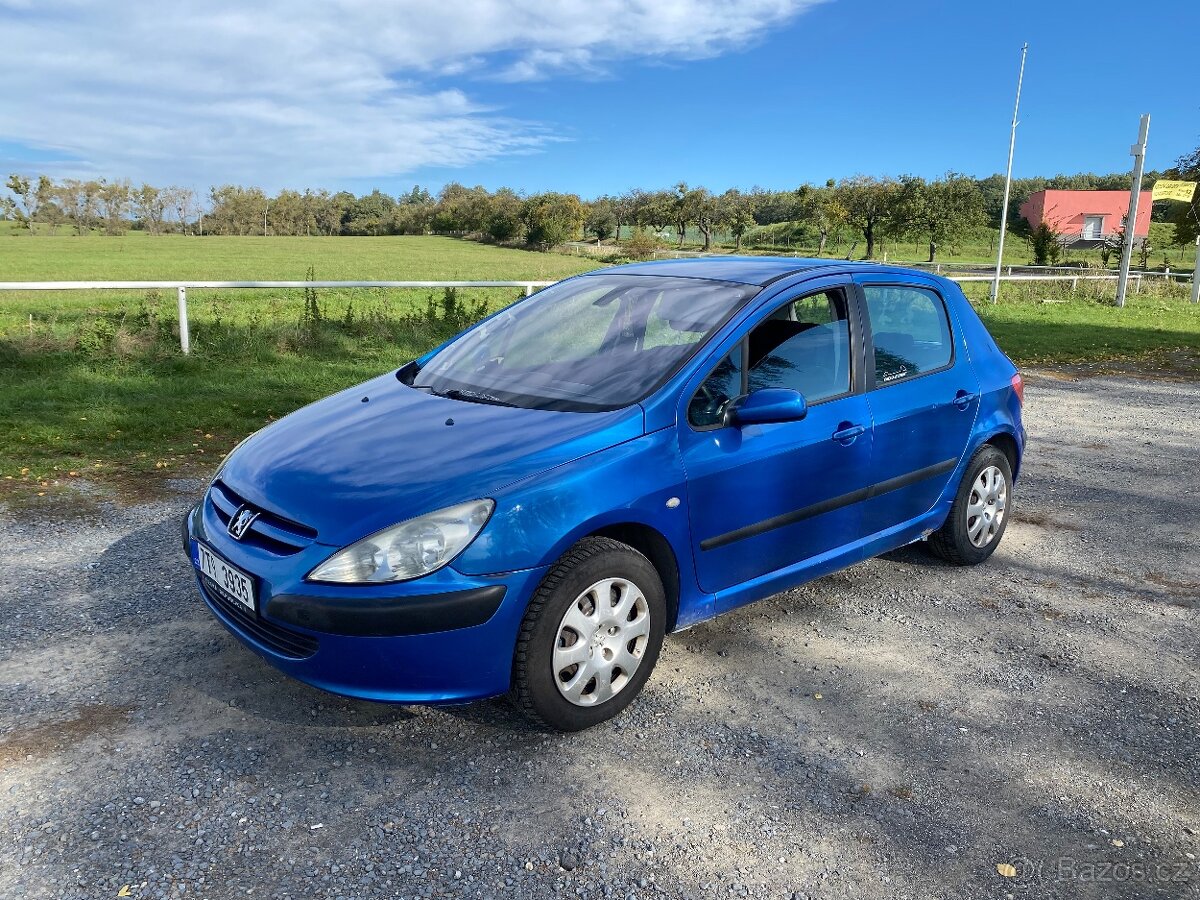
228,506,260,540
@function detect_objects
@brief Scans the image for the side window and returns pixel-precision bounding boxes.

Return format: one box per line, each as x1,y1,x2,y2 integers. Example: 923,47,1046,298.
862,285,952,386
747,290,852,403
688,346,742,428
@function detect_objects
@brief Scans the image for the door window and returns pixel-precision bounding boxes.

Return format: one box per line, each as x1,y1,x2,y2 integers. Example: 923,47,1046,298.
862,285,952,386
746,290,851,402
688,347,742,428
687,289,852,428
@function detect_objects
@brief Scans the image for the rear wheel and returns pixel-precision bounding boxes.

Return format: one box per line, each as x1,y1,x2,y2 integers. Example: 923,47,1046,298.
510,537,665,731
928,445,1012,565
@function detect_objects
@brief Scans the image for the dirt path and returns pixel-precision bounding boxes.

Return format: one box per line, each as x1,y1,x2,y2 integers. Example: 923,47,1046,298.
1,372,1198,899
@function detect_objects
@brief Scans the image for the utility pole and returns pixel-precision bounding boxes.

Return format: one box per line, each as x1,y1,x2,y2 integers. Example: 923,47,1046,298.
1116,113,1150,308
1192,236,1199,304
990,42,1028,303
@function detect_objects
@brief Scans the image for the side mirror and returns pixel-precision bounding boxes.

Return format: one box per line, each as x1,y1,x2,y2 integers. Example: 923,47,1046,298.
727,388,808,427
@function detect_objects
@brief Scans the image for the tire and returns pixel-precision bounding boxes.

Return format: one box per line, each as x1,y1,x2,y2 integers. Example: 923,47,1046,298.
510,537,666,732
928,444,1013,566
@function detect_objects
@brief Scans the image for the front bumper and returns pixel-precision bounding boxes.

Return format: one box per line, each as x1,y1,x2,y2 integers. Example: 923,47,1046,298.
183,504,547,705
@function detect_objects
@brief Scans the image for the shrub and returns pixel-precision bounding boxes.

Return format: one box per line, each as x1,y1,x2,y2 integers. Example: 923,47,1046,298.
1137,239,1151,269
75,317,118,356
1029,222,1061,266
621,229,663,260
404,287,489,334
486,212,522,242
521,193,584,249
302,265,323,332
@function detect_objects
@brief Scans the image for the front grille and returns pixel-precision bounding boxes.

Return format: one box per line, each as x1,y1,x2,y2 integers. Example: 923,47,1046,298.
199,575,318,659
207,480,317,555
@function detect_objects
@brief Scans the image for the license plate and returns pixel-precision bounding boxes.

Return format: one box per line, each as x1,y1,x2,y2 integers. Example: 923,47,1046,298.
196,543,256,613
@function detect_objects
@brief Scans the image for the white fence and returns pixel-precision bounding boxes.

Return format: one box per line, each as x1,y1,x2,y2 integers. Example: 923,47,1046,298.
643,250,1194,279
0,269,1186,355
0,280,555,353
903,261,1191,281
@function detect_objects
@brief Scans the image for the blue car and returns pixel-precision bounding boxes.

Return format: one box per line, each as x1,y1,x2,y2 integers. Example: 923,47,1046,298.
184,257,1024,731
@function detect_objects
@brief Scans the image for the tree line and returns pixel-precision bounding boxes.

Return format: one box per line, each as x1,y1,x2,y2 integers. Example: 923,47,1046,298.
4,176,203,237
4,156,1191,262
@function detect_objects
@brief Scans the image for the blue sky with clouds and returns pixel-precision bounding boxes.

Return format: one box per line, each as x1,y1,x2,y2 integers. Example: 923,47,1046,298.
0,0,1195,197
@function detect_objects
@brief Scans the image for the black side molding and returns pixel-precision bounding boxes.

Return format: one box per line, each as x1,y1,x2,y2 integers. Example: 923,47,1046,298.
265,585,507,637
701,457,958,551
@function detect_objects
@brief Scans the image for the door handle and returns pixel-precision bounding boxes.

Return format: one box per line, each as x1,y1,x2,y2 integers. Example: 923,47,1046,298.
952,390,977,410
831,423,865,444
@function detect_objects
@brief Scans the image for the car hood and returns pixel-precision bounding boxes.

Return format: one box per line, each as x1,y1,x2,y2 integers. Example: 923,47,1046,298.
218,371,645,547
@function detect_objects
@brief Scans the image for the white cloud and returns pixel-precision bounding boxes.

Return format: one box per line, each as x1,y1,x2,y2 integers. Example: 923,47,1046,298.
0,0,821,188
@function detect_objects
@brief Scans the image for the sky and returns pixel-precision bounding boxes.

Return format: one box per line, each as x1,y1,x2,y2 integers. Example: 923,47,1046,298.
0,0,1196,199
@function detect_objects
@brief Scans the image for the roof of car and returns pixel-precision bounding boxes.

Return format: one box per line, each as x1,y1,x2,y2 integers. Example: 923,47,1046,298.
588,256,925,287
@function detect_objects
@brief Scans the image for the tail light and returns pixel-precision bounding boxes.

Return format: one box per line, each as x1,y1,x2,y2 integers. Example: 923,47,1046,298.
1011,373,1024,406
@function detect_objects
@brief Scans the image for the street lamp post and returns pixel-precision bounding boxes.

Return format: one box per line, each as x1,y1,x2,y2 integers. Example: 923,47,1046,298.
990,43,1028,304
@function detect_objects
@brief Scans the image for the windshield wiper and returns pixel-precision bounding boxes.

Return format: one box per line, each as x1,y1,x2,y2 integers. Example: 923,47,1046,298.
438,388,517,408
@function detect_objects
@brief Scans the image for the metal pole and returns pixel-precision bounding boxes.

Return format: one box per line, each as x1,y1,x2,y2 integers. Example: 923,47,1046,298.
177,286,190,354
1116,113,1150,308
990,42,1028,303
1191,237,1200,304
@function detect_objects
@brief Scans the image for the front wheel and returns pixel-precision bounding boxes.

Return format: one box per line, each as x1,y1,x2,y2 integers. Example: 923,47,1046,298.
928,445,1013,565
510,537,666,732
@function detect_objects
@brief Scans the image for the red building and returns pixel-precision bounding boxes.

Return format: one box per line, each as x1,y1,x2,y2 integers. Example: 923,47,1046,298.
1019,190,1151,246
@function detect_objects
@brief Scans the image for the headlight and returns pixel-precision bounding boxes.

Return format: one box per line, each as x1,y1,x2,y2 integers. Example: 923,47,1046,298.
306,499,494,584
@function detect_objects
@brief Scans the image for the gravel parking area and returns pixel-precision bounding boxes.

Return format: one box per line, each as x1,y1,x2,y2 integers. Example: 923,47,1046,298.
2,372,1198,900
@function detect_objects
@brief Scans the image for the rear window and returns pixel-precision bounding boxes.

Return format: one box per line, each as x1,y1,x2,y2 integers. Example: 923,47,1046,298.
862,285,953,385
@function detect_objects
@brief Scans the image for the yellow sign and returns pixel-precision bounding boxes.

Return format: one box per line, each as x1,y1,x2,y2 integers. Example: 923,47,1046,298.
1151,180,1197,202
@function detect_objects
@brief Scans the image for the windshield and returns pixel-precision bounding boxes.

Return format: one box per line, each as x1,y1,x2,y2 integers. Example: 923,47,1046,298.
411,274,759,412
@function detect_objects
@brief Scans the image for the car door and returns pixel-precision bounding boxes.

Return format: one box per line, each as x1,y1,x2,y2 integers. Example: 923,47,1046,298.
678,279,874,598
853,275,980,536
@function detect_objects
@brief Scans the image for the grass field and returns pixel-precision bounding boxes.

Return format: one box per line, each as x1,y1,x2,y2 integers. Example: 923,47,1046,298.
0,231,600,336
1,233,1196,503
0,227,599,281
962,280,1200,364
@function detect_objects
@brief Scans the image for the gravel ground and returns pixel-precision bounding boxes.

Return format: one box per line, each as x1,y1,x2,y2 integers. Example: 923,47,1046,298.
1,371,1198,900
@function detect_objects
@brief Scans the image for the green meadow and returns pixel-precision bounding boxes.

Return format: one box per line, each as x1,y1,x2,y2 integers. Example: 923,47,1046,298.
0,231,1195,501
